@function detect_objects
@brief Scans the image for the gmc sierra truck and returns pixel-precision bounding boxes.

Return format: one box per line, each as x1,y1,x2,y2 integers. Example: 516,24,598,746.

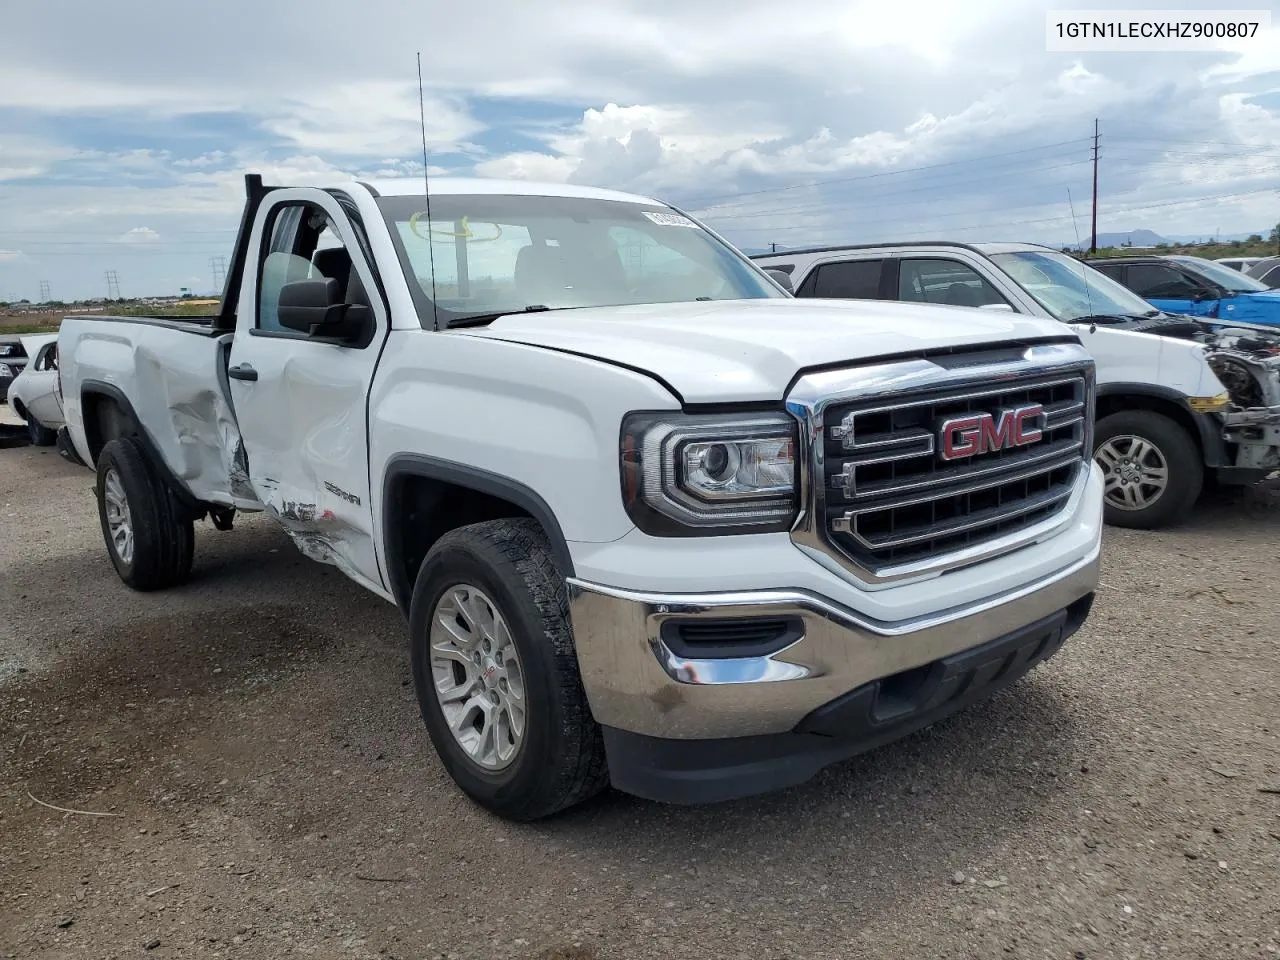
58,175,1104,820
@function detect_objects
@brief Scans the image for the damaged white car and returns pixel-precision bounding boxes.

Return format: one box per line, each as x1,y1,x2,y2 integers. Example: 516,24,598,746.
754,242,1280,527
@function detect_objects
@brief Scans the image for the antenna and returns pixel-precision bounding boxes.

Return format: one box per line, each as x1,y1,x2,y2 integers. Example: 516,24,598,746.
1067,188,1096,328
417,52,441,332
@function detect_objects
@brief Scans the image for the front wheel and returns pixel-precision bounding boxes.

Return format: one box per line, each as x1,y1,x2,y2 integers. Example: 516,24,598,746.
95,436,195,590
1093,410,1202,529
408,518,608,821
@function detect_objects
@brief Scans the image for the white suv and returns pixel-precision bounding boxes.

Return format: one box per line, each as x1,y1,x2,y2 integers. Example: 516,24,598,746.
754,242,1280,528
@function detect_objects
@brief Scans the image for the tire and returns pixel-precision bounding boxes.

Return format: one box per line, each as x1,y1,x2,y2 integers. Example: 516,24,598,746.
1093,410,1202,529
95,436,195,591
408,517,607,821
25,414,57,447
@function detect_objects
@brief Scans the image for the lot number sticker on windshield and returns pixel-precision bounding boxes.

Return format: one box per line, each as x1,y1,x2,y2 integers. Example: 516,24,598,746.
643,211,699,228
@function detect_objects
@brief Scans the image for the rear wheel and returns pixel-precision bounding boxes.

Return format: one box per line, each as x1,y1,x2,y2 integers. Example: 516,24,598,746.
24,413,57,447
95,437,195,590
1093,410,1202,529
408,518,608,821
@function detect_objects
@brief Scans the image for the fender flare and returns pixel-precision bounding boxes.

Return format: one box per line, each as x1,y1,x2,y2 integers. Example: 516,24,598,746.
80,380,206,513
381,453,576,613
1095,381,1224,468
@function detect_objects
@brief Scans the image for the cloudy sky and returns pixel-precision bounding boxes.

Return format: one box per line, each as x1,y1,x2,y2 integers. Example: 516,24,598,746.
2,0,1278,302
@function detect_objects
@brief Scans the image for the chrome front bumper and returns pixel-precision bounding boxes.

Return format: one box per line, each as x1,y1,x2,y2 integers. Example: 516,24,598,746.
566,543,1101,741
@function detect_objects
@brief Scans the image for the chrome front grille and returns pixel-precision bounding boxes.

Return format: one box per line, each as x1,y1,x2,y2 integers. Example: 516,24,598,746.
787,341,1096,583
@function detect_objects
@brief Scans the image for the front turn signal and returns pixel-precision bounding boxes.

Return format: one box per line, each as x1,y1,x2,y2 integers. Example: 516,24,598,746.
1187,392,1230,413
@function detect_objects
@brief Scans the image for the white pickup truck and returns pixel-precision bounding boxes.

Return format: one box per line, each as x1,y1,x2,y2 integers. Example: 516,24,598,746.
58,175,1103,820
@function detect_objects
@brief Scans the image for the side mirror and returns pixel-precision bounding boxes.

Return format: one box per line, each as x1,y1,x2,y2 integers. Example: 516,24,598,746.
278,278,370,341
1191,284,1225,302
763,268,794,294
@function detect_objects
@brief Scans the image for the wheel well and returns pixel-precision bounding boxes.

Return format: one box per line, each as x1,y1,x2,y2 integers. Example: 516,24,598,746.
1095,393,1203,455
9,397,26,419
81,391,139,463
385,474,541,612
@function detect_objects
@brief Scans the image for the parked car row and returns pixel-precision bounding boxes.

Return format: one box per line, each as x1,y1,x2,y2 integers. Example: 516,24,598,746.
4,333,64,446
0,336,31,402
753,243,1280,530
1214,254,1280,287
1243,255,1280,288
1087,254,1280,326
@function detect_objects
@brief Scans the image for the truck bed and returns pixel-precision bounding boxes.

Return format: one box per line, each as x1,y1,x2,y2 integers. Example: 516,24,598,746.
58,314,258,511
64,312,223,337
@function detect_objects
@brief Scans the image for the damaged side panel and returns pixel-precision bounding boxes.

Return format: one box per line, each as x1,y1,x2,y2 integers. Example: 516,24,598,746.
59,320,263,511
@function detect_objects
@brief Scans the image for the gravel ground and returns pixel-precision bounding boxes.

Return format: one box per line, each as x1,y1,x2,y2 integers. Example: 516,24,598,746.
2,430,1279,960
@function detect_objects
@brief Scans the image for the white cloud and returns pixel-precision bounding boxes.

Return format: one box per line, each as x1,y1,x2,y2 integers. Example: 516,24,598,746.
0,250,25,262
261,81,482,157
1,0,1278,297
119,227,161,244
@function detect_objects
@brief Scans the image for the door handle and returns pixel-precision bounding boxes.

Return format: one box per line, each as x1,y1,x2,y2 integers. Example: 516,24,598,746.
228,363,258,382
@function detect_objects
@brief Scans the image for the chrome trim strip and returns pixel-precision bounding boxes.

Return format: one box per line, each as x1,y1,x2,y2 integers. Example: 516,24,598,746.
839,374,1085,419
565,543,1101,737
842,440,1083,499
836,482,1075,550
566,542,1099,642
785,342,1096,587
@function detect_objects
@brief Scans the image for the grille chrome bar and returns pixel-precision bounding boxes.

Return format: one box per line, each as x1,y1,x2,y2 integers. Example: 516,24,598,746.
837,439,1084,500
835,483,1076,551
786,340,1097,586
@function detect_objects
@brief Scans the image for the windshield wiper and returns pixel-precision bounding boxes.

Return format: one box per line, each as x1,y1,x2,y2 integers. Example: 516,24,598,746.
446,305,552,329
1072,314,1134,324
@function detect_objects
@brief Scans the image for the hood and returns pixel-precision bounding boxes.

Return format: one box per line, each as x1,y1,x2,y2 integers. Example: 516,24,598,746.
467,299,1071,403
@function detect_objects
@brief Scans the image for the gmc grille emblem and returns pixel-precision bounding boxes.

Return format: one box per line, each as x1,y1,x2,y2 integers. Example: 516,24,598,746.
938,403,1044,461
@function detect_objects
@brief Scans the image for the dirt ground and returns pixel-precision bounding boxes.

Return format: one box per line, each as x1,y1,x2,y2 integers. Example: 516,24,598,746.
2,432,1279,960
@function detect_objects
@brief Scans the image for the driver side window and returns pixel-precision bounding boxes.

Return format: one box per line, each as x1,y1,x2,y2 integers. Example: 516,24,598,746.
256,202,369,334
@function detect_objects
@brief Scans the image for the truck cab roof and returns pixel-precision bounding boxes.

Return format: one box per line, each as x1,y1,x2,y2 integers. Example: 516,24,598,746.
358,177,662,207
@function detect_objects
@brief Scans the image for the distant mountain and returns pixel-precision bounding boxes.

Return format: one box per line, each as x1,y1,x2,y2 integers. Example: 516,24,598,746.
1063,229,1166,250
1062,228,1271,250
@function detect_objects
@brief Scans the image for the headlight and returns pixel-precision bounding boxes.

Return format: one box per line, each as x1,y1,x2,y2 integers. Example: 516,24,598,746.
0,363,12,378
620,411,799,534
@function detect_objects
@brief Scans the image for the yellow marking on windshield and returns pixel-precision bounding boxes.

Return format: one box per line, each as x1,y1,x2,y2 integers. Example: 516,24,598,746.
408,212,504,243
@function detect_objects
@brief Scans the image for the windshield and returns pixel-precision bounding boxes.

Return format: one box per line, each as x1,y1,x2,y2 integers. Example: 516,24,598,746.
989,250,1159,322
375,193,783,327
1172,256,1271,294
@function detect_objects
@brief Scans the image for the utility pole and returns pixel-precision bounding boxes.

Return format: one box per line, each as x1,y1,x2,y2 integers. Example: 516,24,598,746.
105,270,121,300
1090,118,1099,254
209,256,227,294
769,242,778,253
39,280,51,303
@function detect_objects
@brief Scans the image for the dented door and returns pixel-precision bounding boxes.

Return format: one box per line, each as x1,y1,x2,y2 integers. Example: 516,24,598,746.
226,188,390,592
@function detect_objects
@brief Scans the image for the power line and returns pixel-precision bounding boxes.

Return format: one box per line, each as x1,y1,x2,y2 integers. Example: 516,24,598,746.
0,228,238,237
701,159,1095,222
723,187,1278,242
1112,136,1274,148
684,138,1095,206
